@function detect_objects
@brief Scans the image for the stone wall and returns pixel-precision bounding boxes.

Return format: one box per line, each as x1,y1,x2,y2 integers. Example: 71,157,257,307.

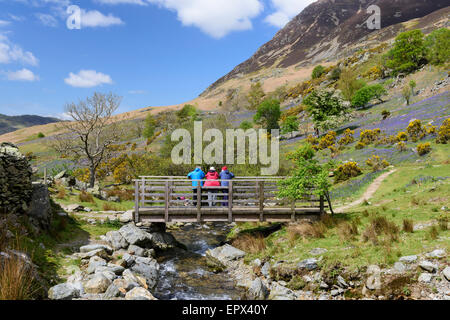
0,142,51,231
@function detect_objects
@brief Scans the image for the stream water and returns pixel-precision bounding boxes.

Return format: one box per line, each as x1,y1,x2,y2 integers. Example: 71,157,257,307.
153,222,245,300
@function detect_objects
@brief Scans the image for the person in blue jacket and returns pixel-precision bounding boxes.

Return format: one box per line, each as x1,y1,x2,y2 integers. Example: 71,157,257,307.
219,166,235,207
187,166,205,206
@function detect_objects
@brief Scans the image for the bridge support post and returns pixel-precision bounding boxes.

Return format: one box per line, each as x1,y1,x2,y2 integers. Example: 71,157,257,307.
228,181,233,223
197,184,201,223
259,181,264,222
134,180,139,224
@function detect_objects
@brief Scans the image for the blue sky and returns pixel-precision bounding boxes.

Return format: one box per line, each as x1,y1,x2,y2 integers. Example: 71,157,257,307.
0,0,314,117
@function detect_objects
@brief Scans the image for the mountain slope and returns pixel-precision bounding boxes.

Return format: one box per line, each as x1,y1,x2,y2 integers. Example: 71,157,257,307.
0,114,60,135
204,0,449,93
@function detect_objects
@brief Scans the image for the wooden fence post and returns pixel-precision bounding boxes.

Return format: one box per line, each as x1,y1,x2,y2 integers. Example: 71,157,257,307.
44,168,47,185
197,183,201,223
140,177,145,208
134,180,139,223
259,180,264,222
228,181,233,223
291,199,296,222
164,181,169,223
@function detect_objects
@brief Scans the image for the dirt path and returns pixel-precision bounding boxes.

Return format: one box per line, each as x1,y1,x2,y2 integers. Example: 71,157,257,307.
335,169,397,214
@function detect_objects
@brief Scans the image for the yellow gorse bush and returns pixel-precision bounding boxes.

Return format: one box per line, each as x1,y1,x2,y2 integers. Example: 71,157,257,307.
406,119,426,142
334,161,363,183
359,128,381,144
318,131,337,150
436,118,449,144
417,142,431,156
366,155,390,172
338,128,355,145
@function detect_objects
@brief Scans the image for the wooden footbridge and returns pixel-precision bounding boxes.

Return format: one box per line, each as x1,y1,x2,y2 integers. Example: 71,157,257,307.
133,177,327,223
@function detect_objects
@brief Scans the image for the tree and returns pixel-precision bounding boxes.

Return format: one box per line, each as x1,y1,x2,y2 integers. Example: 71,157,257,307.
402,85,412,105
281,116,299,134
303,89,349,136
176,104,198,123
247,82,266,110
328,67,341,81
312,65,326,79
337,68,366,101
253,99,281,131
277,143,334,214
385,29,427,75
409,80,417,96
239,120,253,130
425,28,450,65
142,113,156,139
51,92,123,188
351,84,387,107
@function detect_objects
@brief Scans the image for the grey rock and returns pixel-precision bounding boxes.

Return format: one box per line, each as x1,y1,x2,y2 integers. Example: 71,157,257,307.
84,274,112,294
48,283,80,300
337,275,348,288
393,262,406,273
150,232,178,250
331,288,344,296
67,204,84,212
248,278,269,300
399,255,417,263
309,248,328,256
87,256,107,274
103,284,121,299
128,245,146,257
118,223,153,247
320,281,329,289
366,274,381,290
268,283,296,300
261,262,271,278
119,210,134,223
54,170,67,180
418,273,432,283
297,258,318,271
105,231,128,251
26,183,52,230
442,267,450,281
426,249,446,259
130,257,159,290
206,244,246,266
419,260,438,273
122,253,135,267
108,196,120,203
78,248,109,260
106,263,125,275
366,265,381,275
113,277,139,292
252,259,262,268
125,287,156,300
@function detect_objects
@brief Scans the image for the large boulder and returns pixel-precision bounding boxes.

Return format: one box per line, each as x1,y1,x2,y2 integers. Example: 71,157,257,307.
119,210,134,223
419,260,438,273
297,258,318,271
105,231,128,251
84,274,112,294
248,278,269,300
150,232,179,251
48,283,80,300
130,257,160,290
118,223,153,248
103,284,121,299
206,244,246,267
80,244,113,255
442,267,450,281
87,256,107,274
26,182,52,231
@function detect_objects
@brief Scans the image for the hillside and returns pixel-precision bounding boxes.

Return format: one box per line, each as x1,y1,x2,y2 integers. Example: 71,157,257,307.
204,0,449,93
0,114,60,135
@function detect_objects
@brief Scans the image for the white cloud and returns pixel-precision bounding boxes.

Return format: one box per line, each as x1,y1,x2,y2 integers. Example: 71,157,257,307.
80,9,124,28
0,20,11,27
265,0,314,28
64,70,113,88
128,90,147,94
4,68,39,81
96,0,148,5
0,34,39,66
36,13,58,27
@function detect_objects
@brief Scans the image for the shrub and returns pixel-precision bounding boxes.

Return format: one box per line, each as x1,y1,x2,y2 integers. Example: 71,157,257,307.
359,128,381,144
253,99,281,131
56,187,66,199
328,67,341,81
396,131,408,142
281,116,299,134
402,219,414,233
312,65,326,79
362,216,399,244
402,85,412,105
78,191,95,203
143,113,156,138
338,68,366,101
355,141,366,150
428,226,439,240
334,162,363,183
239,120,253,130
381,110,390,120
417,142,431,156
318,131,337,150
438,217,448,231
247,82,266,111
106,188,134,201
306,135,318,146
351,84,387,108
37,132,45,138
103,203,120,211
396,141,407,152
287,222,326,243
425,124,437,135
406,119,426,142
436,118,450,144
366,155,390,172
338,128,355,145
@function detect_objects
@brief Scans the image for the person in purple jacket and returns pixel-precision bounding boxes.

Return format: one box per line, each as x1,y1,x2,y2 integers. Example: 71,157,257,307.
219,166,235,207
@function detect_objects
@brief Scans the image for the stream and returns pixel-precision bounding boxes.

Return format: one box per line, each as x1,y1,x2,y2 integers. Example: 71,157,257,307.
153,222,245,300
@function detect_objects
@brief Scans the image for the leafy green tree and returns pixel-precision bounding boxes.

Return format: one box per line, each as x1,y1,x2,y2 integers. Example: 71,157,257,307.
337,68,366,101
385,29,427,75
277,143,334,214
253,99,281,131
239,120,253,130
247,82,266,110
402,85,412,105
303,89,349,135
425,28,450,65
351,84,387,107
312,65,326,79
176,104,198,123
143,113,156,139
281,116,299,134
37,132,45,138
409,80,417,96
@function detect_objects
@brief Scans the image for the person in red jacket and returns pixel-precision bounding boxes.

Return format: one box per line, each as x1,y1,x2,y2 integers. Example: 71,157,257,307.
204,167,220,207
